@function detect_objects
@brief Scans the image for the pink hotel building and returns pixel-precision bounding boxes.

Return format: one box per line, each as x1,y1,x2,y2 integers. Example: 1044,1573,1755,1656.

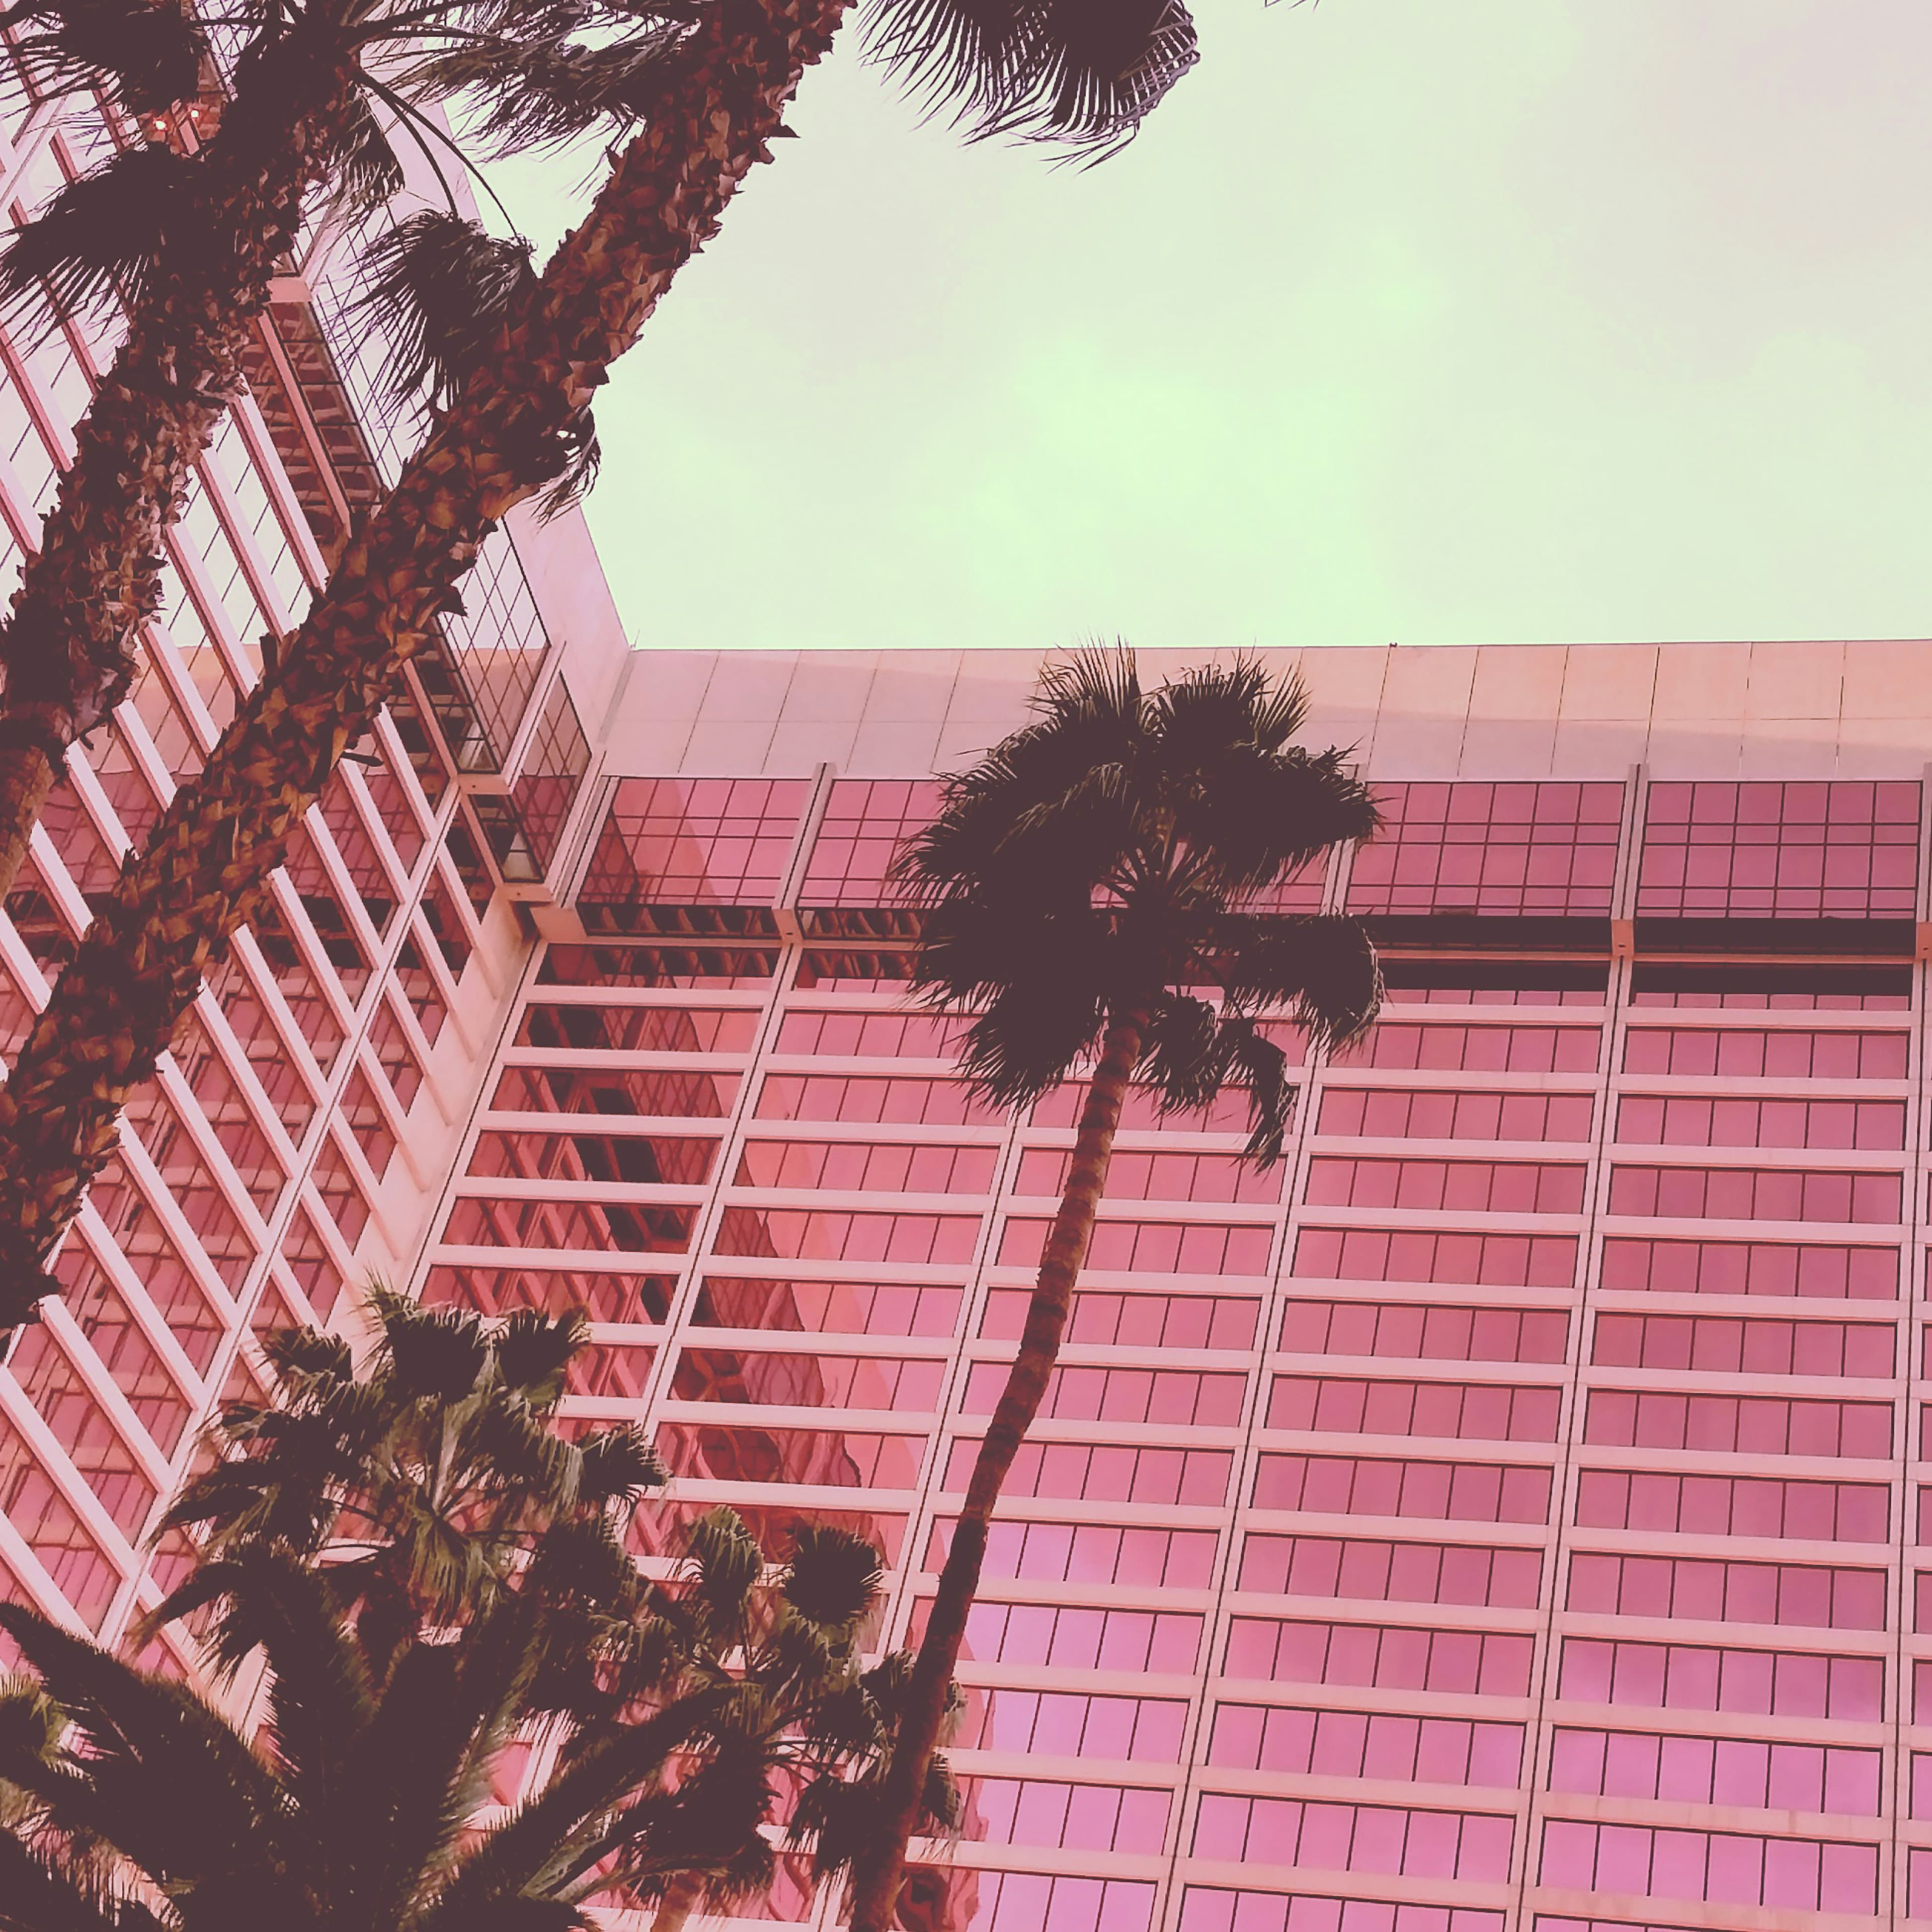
10,62,1932,1932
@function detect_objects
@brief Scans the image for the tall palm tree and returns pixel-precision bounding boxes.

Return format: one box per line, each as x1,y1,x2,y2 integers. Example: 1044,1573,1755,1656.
0,0,1201,1331
843,650,1383,1931
0,0,689,903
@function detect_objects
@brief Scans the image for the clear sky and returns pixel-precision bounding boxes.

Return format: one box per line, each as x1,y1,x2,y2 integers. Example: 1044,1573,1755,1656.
492,0,1932,654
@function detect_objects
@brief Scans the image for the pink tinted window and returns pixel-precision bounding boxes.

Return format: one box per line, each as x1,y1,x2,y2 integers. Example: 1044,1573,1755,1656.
1000,1217,1273,1277
1223,1617,1535,1696
653,1421,924,1489
578,777,809,909
1606,1164,1901,1225
1193,1793,1512,1881
952,1600,1203,1673
1346,781,1624,918
1637,780,1919,920
711,1206,981,1264
1560,1639,1882,1720
1574,1470,1888,1544
1015,1146,1284,1204
1539,1819,1878,1913
1622,1026,1908,1078
1305,1156,1586,1215
1294,1227,1577,1290
1565,1553,1886,1631
959,1688,1188,1760
444,1195,695,1254
958,1776,1168,1852
796,778,941,906
1280,1300,1569,1363
1267,1376,1562,1443
1616,1095,1904,1151
1208,1704,1522,1786
1598,1237,1897,1299
1318,1087,1595,1143
1341,1021,1600,1073
692,1277,961,1335
1585,1389,1891,1459
734,1139,997,1194
983,1286,1259,1350
961,1362,1247,1427
669,1347,944,1412
1591,1313,1895,1378
515,1003,758,1053
771,1010,968,1059
1178,1894,1502,1932
1549,1727,1879,1814
1253,1454,1552,1524
754,1073,998,1125
931,1518,1217,1589
1237,1534,1543,1609
947,1439,1233,1507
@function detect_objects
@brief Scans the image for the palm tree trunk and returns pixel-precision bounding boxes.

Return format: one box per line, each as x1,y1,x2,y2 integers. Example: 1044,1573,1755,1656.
0,62,362,904
651,1875,699,1930
0,0,846,1329
845,1008,1148,1932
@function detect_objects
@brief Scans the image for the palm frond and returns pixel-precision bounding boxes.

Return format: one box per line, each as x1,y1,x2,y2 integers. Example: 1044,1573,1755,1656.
864,0,1197,148
493,1309,589,1410
781,1524,883,1635
354,211,535,416
1216,912,1383,1055
0,0,206,117
0,146,203,324
409,25,689,158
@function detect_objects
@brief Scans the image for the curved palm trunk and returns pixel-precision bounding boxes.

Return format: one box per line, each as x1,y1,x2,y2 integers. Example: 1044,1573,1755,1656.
0,56,361,903
845,1009,1147,1932
0,0,846,1328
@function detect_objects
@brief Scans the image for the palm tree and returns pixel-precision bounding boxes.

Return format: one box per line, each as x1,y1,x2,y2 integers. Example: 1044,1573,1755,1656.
842,650,1382,1931
0,0,671,902
0,1291,952,1928
0,0,692,904
0,0,1201,1332
0,1517,923,1930
158,1290,670,1687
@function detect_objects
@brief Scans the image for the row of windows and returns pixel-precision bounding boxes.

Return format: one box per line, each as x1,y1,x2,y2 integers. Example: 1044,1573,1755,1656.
1605,1164,1902,1226
1305,1157,1586,1216
1622,1025,1907,1079
1237,1535,1542,1609
1538,1820,1876,1915
1573,1470,1889,1545
1179,1895,1497,1932
960,1776,1166,1854
1584,1389,1891,1459
1266,1376,1562,1444
1318,1087,1594,1144
1253,1455,1551,1525
1223,1617,1534,1696
1559,1638,1882,1719
1616,1095,1905,1149
1192,1795,1511,1883
1548,1727,1879,1816
960,1687,1188,1761
927,1518,1218,1588
1206,1705,1521,1787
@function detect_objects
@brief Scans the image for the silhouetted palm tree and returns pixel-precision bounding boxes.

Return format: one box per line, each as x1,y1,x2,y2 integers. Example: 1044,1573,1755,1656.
0,1293,950,1928
0,0,1201,1330
0,0,689,901
844,650,1383,1930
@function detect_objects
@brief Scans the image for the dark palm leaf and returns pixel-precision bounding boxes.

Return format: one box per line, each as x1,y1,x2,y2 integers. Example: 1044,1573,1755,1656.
411,24,690,157
354,211,536,415
864,0,1197,147
0,0,207,118
0,146,205,324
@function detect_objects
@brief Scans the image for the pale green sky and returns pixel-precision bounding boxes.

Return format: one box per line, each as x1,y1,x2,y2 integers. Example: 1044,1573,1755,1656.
492,0,1932,653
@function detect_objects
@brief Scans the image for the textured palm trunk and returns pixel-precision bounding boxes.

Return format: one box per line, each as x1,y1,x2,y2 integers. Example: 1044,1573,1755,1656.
0,49,363,904
0,0,847,1328
845,1009,1148,1932
650,1876,697,1930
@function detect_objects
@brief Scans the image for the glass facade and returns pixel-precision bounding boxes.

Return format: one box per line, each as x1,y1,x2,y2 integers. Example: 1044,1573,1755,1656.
6,66,1932,1932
